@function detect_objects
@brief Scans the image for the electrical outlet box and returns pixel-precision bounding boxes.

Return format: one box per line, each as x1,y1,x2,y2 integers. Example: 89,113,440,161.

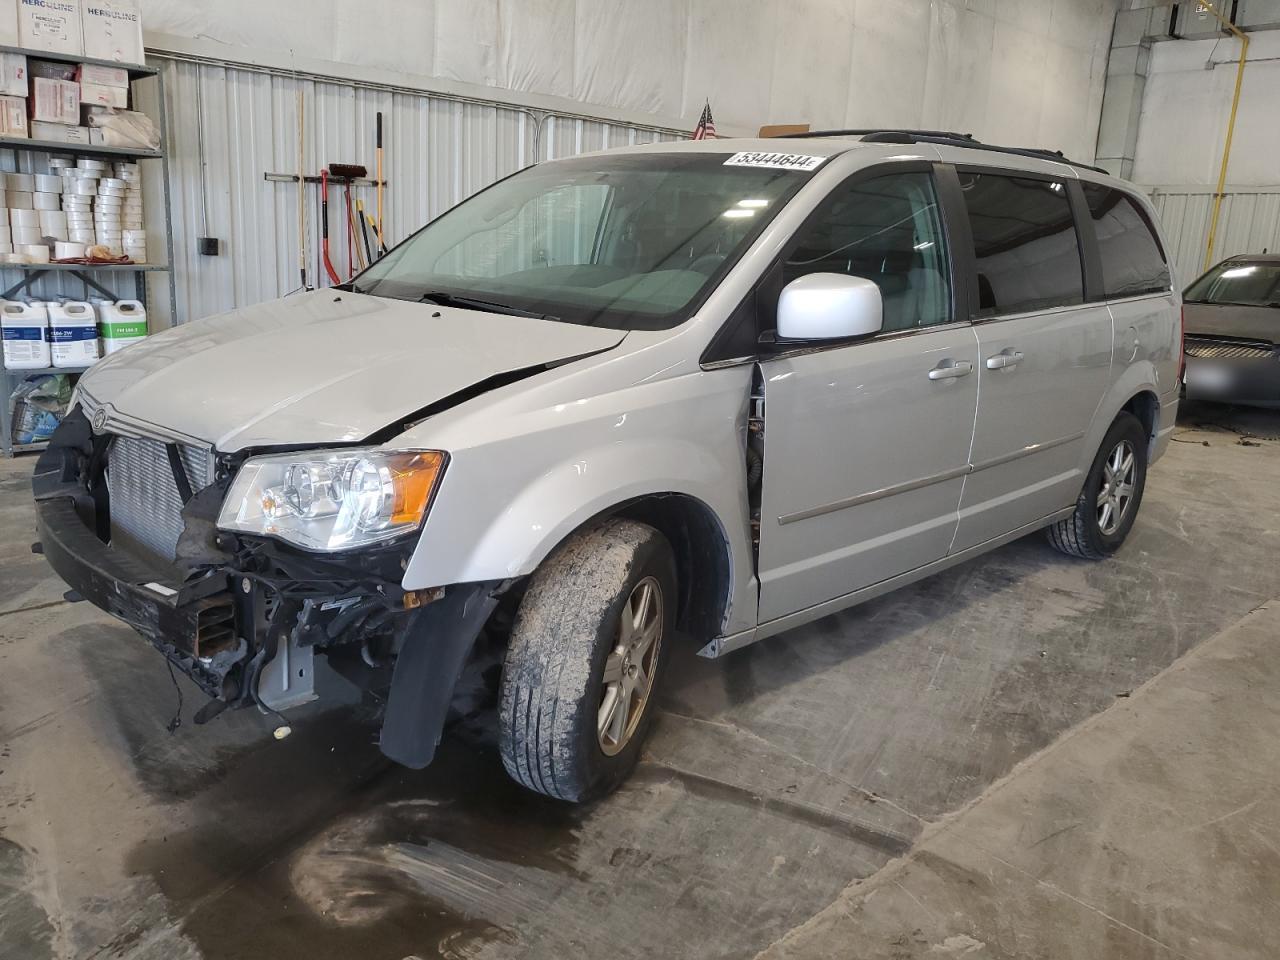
198,237,219,256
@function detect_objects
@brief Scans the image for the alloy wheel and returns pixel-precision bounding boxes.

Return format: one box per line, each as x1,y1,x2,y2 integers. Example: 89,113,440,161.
1097,439,1137,536
597,576,663,756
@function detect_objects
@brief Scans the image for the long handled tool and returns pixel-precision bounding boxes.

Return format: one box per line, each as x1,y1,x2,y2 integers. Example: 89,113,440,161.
365,210,385,259
356,199,374,266
328,163,368,279
344,179,354,274
347,196,366,271
296,89,309,290
375,112,385,250
319,167,340,285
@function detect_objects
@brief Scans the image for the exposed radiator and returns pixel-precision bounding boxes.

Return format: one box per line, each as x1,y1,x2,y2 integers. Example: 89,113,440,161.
107,435,212,561
1184,339,1275,360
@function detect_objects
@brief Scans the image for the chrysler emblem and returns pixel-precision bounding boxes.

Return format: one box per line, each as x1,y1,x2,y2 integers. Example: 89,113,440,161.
91,407,109,432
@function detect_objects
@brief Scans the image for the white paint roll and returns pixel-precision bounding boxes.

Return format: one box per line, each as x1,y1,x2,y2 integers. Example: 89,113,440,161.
9,208,39,226
34,174,62,193
20,244,50,263
66,180,97,196
12,226,43,244
7,191,32,209
33,192,60,210
5,172,34,191
54,241,86,259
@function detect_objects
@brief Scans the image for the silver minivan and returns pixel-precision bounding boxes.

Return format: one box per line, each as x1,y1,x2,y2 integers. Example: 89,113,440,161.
34,131,1182,802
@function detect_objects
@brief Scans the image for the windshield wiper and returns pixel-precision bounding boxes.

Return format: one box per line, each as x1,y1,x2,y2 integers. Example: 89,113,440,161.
417,290,558,321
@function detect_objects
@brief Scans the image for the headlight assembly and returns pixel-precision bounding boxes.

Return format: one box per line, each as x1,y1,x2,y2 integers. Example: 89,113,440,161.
217,448,446,551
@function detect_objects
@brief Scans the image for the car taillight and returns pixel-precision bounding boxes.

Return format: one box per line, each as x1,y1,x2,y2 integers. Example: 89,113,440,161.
1178,305,1186,383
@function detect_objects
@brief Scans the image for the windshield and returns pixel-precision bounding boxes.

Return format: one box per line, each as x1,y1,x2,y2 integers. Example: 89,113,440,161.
1185,261,1280,308
351,153,816,330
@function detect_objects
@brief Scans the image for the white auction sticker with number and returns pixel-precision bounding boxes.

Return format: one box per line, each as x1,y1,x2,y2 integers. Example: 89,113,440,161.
724,152,826,171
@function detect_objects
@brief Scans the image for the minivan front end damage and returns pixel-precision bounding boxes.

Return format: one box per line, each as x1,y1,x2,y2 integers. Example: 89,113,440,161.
32,407,503,769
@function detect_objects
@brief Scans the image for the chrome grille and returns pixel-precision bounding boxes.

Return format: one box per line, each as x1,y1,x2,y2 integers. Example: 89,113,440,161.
1184,338,1275,360
107,435,212,561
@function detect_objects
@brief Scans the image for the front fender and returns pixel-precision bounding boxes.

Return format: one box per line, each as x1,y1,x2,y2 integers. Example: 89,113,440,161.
399,363,760,637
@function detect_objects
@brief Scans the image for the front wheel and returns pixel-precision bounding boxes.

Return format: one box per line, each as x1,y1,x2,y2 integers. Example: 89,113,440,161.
1046,412,1149,559
498,518,676,802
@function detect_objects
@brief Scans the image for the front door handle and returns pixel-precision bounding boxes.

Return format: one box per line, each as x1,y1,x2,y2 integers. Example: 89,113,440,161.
928,360,973,380
986,350,1025,370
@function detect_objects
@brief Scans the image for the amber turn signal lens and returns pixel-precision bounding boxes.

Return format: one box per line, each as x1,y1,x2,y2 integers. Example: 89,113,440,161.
387,451,446,524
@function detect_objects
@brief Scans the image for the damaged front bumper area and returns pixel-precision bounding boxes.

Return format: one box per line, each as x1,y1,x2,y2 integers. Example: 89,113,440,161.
32,408,500,769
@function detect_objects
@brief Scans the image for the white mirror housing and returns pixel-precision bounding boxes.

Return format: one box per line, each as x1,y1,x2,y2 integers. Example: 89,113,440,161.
777,273,883,341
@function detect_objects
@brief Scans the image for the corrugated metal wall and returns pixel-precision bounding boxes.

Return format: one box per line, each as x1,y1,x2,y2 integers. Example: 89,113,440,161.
146,56,680,326
1147,186,1280,285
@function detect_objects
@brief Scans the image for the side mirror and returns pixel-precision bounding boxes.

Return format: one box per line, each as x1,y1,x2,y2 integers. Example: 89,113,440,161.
777,273,883,341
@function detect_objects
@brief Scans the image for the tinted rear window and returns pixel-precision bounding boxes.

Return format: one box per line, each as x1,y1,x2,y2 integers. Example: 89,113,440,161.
959,172,1084,316
1082,183,1171,298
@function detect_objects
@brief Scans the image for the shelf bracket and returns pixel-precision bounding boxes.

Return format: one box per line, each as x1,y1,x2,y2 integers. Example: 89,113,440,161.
3,268,121,300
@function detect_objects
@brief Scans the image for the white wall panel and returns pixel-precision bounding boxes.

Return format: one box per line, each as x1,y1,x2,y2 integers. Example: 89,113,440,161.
142,0,1118,153
1148,188,1280,284
150,56,679,327
1132,31,1280,186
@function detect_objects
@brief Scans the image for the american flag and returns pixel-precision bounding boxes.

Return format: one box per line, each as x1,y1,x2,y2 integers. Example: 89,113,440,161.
692,101,716,140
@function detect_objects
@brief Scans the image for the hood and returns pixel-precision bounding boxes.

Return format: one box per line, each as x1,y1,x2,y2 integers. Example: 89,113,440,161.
1183,302,1279,344
80,290,627,450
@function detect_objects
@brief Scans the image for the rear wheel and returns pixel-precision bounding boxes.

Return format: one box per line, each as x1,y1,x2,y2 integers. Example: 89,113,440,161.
1046,412,1148,559
498,518,676,802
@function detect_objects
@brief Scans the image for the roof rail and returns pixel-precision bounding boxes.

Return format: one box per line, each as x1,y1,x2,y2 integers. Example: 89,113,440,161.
779,128,1109,176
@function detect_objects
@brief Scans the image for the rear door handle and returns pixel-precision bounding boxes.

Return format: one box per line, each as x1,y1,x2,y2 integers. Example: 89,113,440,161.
986,350,1025,370
928,360,973,380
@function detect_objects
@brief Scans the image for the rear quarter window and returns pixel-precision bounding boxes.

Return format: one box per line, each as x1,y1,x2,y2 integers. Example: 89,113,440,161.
959,171,1084,317
1081,183,1171,298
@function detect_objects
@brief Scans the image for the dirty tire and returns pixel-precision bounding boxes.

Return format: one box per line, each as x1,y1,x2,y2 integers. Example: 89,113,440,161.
499,518,676,803
1046,412,1148,560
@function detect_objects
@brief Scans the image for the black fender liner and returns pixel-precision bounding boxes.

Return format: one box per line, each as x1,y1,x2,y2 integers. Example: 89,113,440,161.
378,580,501,768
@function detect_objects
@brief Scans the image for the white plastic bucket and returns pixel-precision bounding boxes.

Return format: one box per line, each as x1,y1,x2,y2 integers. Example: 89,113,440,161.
1,301,51,370
49,301,100,367
99,300,147,355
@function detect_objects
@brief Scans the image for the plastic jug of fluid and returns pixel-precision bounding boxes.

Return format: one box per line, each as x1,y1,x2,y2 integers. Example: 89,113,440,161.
1,300,51,370
98,299,147,355
48,300,101,368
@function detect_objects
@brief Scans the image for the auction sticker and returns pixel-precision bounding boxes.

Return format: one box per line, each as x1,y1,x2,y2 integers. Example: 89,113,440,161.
724,152,826,171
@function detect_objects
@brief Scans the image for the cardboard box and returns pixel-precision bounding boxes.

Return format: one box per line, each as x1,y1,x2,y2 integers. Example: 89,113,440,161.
0,95,28,138
31,76,78,123
80,0,143,65
0,53,26,98
78,62,127,87
88,125,102,144
28,57,77,81
0,0,19,46
29,118,71,141
757,123,811,138
18,0,83,55
79,80,126,107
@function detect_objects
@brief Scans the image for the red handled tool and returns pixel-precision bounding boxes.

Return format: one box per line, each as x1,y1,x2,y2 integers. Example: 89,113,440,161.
320,167,340,285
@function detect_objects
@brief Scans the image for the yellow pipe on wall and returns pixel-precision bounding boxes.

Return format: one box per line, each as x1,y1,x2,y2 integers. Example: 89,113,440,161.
1198,0,1250,272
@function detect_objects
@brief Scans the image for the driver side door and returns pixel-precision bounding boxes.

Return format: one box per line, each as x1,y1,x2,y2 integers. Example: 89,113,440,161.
756,166,980,624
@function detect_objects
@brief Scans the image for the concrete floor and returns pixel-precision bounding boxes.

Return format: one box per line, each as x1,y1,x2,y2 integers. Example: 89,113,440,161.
1,400,1277,960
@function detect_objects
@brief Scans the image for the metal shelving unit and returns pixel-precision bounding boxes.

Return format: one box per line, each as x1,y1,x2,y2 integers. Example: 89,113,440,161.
1,46,174,457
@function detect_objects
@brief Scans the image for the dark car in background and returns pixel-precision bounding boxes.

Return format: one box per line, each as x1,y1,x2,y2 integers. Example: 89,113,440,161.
1183,255,1280,408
